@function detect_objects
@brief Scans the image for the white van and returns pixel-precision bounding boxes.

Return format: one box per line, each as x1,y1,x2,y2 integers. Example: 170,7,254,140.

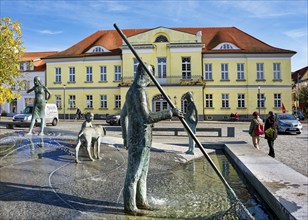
10,104,59,127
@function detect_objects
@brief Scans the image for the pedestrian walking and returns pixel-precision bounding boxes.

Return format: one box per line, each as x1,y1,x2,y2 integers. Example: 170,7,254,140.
235,112,239,121
248,111,264,149
75,107,82,120
264,111,278,158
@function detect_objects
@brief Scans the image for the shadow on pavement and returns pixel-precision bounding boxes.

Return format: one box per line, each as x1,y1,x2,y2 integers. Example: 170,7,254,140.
0,181,124,215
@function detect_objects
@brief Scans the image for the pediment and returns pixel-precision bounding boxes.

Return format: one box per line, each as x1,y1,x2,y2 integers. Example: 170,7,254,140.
127,27,200,45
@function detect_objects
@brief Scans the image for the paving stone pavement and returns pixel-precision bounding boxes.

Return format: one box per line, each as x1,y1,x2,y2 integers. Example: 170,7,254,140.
0,117,307,177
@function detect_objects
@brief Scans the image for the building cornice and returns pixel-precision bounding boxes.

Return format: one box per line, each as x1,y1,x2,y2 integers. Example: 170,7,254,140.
120,44,154,50
203,53,294,60
168,43,204,48
44,55,122,64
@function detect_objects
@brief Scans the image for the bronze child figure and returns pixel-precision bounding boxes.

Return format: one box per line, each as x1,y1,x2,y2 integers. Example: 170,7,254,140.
26,76,51,136
184,91,198,155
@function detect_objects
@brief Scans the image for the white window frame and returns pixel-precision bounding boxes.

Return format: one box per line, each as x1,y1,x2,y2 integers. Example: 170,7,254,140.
213,42,240,50
273,63,281,80
274,93,281,108
257,93,265,108
205,94,213,108
182,57,191,80
86,66,93,82
256,63,264,80
221,64,229,80
237,63,245,80
86,95,93,108
68,95,76,109
114,66,121,81
56,96,62,109
20,62,25,71
204,63,212,80
115,95,121,109
100,66,107,82
222,94,229,108
220,44,233,49
100,95,107,109
93,47,103,52
237,94,245,108
55,67,61,82
69,67,75,82
20,62,33,71
157,57,167,78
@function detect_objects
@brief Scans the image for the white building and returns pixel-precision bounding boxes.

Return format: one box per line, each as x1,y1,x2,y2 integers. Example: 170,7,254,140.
2,52,57,116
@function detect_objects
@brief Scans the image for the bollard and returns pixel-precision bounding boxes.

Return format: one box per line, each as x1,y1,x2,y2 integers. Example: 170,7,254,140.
227,127,235,137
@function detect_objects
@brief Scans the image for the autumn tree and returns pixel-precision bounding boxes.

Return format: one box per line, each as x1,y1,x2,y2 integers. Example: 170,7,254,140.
0,17,25,104
299,85,308,116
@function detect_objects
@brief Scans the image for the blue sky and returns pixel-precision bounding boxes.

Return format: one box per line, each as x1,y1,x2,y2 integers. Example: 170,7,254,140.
1,0,307,71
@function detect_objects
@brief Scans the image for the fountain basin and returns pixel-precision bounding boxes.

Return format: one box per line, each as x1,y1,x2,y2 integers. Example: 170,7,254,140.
204,142,308,220
0,130,273,219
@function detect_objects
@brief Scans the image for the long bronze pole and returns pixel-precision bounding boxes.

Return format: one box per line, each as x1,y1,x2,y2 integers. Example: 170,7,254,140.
114,24,252,218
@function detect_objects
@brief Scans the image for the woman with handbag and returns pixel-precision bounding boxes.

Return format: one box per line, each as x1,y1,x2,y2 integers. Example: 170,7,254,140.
249,111,264,149
264,111,278,158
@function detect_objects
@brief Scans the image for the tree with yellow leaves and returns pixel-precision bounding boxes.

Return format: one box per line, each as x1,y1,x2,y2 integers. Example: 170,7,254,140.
0,17,25,104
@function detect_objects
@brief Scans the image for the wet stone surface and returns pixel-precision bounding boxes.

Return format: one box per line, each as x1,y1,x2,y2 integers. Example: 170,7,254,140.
0,131,267,219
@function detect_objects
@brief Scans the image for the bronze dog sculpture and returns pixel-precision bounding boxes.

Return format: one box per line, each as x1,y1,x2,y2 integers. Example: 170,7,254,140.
75,125,106,163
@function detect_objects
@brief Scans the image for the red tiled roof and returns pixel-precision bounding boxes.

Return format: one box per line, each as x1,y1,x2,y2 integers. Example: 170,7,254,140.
45,27,296,59
21,51,58,61
21,51,57,71
205,30,240,50
291,66,308,82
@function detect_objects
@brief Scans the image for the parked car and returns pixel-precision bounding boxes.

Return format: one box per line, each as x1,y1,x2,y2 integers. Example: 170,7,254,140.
106,114,121,126
276,113,303,134
293,110,305,121
6,104,59,129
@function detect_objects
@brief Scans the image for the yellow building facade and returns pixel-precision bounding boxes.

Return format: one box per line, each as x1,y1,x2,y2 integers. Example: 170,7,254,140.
44,27,295,120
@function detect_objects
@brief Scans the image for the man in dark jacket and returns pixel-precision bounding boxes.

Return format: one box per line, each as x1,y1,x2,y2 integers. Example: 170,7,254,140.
264,111,278,158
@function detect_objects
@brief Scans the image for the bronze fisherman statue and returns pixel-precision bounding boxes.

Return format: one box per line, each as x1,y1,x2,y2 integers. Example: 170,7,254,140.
121,63,182,215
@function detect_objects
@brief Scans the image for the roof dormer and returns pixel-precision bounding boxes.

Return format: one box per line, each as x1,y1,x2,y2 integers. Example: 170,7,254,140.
213,42,240,50
86,46,110,53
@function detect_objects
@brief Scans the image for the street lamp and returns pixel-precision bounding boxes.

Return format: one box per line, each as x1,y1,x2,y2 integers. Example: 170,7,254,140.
202,84,205,120
263,97,266,119
63,84,66,120
296,72,300,111
258,86,261,116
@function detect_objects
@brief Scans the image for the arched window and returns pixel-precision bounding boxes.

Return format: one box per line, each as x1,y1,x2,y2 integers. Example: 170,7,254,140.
220,43,233,50
152,94,170,112
154,35,168,43
93,47,104,52
181,94,188,114
213,42,239,50
213,42,240,50
86,46,109,53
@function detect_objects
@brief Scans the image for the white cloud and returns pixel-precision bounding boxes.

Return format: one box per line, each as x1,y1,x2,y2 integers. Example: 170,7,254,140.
217,1,303,18
284,28,307,39
37,30,63,35
104,1,130,12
